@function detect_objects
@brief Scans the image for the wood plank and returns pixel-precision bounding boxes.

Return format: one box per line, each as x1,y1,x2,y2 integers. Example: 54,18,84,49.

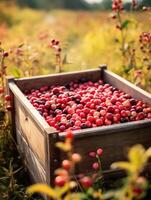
15,69,101,91
59,122,151,174
16,129,46,184
103,70,151,105
15,98,46,168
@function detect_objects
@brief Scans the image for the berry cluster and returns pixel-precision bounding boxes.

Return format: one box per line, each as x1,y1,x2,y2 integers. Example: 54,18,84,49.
49,39,62,73
112,0,123,12
25,79,151,132
140,32,151,53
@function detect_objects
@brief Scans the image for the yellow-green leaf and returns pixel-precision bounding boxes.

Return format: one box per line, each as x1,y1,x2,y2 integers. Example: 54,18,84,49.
128,145,146,166
111,162,135,172
26,184,57,199
56,142,71,152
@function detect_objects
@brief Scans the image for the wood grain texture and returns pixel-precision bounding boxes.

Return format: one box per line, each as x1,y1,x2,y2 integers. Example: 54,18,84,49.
60,123,151,174
16,129,46,183
15,69,101,91
15,98,46,167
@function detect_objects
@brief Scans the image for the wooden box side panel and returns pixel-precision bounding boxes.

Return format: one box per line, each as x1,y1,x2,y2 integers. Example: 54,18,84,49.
15,97,46,168
15,69,101,91
103,70,151,105
60,125,151,175
16,129,46,184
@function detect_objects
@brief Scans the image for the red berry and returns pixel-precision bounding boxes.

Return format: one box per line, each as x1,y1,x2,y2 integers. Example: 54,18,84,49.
5,95,11,101
3,51,9,57
55,176,66,187
80,176,93,188
97,148,103,156
106,113,113,120
62,160,72,170
66,130,74,140
89,151,96,157
92,162,100,170
96,119,103,126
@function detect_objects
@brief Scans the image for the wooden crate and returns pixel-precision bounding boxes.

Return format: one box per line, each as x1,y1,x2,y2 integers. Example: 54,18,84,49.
7,66,151,199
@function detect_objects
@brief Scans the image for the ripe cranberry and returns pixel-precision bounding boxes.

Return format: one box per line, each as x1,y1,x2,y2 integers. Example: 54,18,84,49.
87,116,95,123
100,110,106,116
62,160,72,170
66,130,74,140
80,176,93,188
138,112,145,120
55,176,66,187
92,162,100,170
96,119,103,126
3,51,9,57
85,121,92,128
97,148,103,156
59,125,66,132
107,106,115,113
72,153,81,163
106,113,113,120
121,110,127,117
105,119,112,125
52,88,59,94
5,95,11,101
89,152,96,157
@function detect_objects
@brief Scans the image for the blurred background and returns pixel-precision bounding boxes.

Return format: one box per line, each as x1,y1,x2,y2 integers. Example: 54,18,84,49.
0,0,151,91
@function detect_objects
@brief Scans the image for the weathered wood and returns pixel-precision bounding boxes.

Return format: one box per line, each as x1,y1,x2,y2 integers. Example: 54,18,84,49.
60,121,151,174
16,129,46,183
15,69,101,91
103,70,151,105
15,98,46,167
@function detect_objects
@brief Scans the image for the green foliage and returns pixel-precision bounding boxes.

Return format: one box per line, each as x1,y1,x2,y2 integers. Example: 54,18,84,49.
16,0,89,10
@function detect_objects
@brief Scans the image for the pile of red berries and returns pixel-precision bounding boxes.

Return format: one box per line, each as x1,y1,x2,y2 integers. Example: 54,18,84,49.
25,79,151,132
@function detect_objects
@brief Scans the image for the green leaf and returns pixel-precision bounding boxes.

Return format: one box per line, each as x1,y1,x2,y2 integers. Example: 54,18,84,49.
121,20,131,29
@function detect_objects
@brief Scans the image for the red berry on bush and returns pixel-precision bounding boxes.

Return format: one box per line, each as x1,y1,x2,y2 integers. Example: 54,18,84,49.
62,160,72,170
92,162,100,170
55,176,66,187
89,152,96,158
80,176,93,188
97,148,103,157
3,51,9,57
5,95,11,101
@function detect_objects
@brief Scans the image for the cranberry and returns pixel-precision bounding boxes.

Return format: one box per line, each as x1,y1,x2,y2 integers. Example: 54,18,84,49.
80,176,93,188
97,148,103,156
96,119,103,126
106,113,113,120
89,152,96,157
92,162,100,170
62,160,72,170
3,51,9,57
5,95,11,101
55,176,66,187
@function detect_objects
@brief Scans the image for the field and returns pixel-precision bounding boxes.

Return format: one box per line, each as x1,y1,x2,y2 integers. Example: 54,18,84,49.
1,3,151,92
1,2,151,200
